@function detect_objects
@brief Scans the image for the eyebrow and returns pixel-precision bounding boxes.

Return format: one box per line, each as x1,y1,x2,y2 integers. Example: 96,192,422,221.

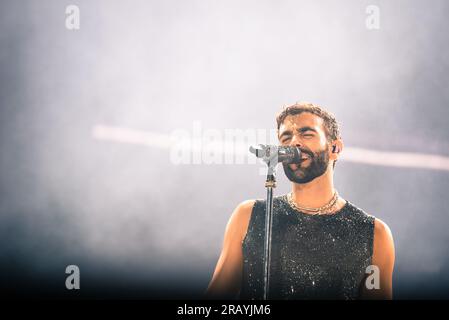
279,126,318,140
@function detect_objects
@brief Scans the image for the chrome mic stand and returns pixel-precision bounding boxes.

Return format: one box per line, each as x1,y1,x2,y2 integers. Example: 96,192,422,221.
263,158,277,300
249,145,301,300
248,145,279,300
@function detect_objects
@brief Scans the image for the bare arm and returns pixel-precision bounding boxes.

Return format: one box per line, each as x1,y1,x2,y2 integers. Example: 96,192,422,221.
205,200,255,299
361,217,395,299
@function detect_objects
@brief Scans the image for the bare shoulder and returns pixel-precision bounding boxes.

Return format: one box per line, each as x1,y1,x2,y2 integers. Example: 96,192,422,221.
226,200,256,243
361,217,395,299
206,200,257,298
372,217,395,266
373,218,394,244
236,199,256,210
231,199,256,220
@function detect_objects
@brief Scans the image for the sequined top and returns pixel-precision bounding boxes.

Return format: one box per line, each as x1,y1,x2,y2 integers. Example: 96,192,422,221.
240,194,375,300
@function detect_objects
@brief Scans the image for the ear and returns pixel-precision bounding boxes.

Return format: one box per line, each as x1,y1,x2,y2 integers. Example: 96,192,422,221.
330,139,344,160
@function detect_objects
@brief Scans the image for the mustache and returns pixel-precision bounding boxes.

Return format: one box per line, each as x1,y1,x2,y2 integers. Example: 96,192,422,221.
299,149,314,157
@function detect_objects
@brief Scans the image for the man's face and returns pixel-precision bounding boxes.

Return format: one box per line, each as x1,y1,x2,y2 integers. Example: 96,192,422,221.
278,112,331,184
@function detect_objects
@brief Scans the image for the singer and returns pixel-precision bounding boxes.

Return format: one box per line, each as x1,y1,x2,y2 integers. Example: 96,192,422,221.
206,102,395,300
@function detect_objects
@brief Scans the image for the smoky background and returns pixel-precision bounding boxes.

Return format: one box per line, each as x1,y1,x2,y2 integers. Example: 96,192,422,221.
1,0,448,298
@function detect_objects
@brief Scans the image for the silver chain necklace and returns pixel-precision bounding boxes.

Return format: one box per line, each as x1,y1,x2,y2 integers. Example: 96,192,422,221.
287,190,339,215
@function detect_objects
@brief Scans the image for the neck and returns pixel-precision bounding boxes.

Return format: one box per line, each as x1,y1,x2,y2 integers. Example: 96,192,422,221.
291,165,335,208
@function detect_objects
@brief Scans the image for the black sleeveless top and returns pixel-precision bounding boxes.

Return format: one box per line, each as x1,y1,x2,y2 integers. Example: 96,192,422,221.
240,194,375,300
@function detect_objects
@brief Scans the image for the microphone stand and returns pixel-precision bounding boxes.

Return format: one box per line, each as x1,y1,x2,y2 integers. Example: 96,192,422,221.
249,144,300,300
263,159,277,300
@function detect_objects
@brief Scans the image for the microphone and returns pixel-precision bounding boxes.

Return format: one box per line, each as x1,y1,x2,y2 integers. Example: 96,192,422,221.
249,144,302,165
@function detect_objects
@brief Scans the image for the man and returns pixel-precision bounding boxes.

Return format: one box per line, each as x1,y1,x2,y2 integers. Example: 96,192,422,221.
206,102,395,300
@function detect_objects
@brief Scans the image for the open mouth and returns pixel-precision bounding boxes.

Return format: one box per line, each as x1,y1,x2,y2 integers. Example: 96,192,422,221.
289,158,309,170
288,154,311,169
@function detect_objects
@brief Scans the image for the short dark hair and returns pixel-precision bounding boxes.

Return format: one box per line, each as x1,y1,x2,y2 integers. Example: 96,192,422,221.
276,102,341,140
276,102,341,168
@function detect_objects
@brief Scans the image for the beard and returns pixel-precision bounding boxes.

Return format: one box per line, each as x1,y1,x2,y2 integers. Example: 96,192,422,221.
282,144,330,184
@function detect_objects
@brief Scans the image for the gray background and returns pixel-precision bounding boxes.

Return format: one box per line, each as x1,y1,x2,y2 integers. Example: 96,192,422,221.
1,0,448,298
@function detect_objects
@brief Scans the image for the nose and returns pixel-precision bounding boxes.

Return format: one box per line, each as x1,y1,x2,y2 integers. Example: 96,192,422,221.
289,134,303,148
